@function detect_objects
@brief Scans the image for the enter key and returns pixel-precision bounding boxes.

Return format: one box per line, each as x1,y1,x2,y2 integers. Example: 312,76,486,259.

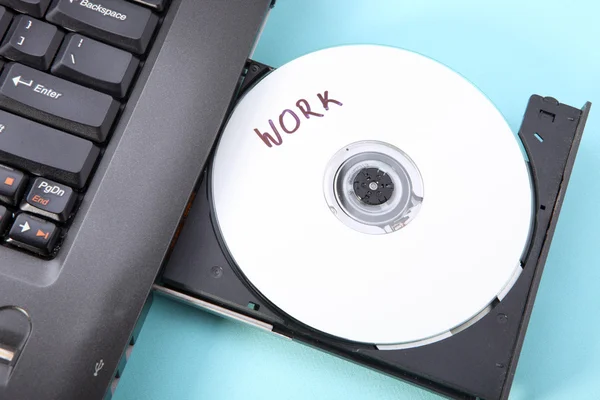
0,62,120,143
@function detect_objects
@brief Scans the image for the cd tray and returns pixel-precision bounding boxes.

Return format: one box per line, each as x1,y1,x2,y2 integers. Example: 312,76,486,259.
158,60,591,400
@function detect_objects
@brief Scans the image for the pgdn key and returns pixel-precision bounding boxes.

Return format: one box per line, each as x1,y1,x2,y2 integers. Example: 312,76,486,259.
0,62,120,143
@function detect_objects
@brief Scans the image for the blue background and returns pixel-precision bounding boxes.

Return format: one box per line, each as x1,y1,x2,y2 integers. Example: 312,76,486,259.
114,1,600,399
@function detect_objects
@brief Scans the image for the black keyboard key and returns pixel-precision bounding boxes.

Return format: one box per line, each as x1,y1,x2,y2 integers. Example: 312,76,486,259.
0,63,120,142
0,15,64,70
0,0,50,18
0,110,99,188
51,33,138,98
130,0,167,12
7,213,58,255
0,7,13,39
0,164,25,205
0,205,9,233
46,0,158,54
21,177,75,222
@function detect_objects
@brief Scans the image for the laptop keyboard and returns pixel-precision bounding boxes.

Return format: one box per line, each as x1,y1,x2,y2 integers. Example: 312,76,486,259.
0,0,166,257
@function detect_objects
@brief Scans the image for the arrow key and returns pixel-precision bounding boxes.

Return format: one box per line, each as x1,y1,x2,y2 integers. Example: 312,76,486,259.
7,213,58,255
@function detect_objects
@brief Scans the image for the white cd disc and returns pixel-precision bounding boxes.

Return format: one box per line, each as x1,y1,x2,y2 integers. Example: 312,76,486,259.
211,45,533,346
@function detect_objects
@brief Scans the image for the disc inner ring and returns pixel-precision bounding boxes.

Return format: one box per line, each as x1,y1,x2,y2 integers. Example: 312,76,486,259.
324,140,424,235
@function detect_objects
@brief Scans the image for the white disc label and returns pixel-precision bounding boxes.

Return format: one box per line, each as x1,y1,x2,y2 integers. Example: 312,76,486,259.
211,45,533,346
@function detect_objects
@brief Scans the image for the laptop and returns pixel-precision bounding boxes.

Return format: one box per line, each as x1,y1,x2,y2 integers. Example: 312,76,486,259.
0,0,274,399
